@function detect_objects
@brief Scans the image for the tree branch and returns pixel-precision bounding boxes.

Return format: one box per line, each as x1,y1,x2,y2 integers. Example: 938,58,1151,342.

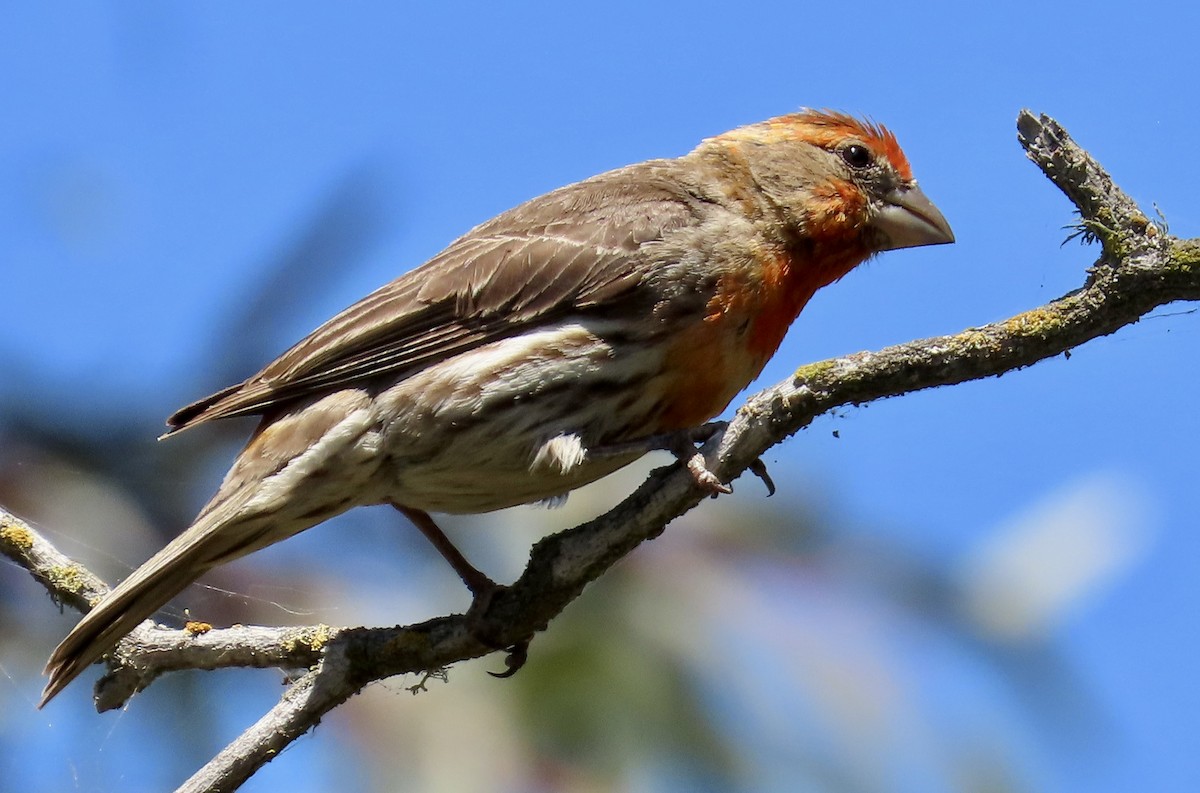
4,110,1197,793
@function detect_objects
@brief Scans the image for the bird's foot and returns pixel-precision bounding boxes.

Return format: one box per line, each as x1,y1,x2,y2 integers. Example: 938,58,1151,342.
592,422,774,497
673,423,776,497
463,580,531,678
680,448,731,496
591,422,729,492
393,503,533,677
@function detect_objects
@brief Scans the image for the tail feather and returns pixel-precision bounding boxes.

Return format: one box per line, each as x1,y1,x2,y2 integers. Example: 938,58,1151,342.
39,498,264,707
44,390,377,705
40,545,210,706
161,382,245,437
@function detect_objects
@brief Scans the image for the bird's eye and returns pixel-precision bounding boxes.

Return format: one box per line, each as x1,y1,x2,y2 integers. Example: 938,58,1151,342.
841,143,873,169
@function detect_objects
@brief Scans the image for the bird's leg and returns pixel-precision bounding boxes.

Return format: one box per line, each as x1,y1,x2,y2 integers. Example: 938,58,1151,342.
393,504,497,597
391,504,531,677
589,422,775,496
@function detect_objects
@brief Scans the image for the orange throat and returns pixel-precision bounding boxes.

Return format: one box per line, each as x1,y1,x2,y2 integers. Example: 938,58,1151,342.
741,244,867,362
656,243,868,431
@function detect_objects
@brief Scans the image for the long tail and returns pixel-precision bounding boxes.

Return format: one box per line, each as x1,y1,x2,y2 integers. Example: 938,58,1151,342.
40,490,272,707
42,392,378,705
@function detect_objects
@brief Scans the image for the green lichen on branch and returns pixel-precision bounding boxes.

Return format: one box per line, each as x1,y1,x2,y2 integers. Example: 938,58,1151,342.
1169,238,1200,275
791,359,839,385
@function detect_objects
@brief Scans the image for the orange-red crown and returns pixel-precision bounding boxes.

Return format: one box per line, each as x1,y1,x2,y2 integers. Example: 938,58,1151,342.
710,110,913,182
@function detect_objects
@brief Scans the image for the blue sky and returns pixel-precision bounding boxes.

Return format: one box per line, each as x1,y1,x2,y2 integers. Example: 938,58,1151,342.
2,3,1199,791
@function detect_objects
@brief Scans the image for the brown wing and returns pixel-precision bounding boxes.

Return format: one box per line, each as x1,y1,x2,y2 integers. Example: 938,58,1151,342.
167,162,709,433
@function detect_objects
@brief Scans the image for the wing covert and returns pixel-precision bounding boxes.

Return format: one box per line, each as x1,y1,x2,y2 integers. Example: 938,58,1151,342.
167,165,706,432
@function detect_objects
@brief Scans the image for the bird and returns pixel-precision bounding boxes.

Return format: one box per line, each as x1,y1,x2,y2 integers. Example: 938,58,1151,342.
41,109,953,705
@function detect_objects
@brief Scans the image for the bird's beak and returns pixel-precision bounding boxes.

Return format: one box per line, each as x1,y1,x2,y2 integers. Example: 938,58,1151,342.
872,185,955,251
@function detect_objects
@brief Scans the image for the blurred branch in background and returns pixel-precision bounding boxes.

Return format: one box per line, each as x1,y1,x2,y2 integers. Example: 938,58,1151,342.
0,162,391,576
0,162,394,789
0,112,1191,792
207,165,392,388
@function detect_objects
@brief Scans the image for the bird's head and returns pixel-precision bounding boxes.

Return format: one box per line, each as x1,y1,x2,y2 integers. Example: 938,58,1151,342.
696,110,954,259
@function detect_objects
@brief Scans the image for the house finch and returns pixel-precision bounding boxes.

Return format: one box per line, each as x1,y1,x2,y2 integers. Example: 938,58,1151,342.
42,110,952,704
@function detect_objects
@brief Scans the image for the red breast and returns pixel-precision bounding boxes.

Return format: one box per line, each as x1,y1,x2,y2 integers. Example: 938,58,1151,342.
655,238,870,430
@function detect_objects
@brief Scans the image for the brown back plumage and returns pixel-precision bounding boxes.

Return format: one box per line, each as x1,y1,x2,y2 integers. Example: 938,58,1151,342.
167,166,709,433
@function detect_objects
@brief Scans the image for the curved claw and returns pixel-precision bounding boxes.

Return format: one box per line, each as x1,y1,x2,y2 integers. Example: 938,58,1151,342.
487,639,531,679
462,582,533,679
748,458,776,496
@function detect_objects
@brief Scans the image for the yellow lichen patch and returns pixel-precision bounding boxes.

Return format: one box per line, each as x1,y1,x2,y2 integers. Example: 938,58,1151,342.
1003,308,1065,338
284,624,337,654
954,330,997,354
46,564,90,596
185,621,213,635
386,629,434,657
0,521,34,551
